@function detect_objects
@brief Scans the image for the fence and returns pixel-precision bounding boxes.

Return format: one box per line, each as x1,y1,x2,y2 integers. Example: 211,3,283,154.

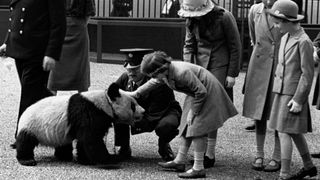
95,0,320,24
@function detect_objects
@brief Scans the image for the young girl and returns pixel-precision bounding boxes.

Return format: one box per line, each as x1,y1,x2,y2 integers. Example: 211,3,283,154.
268,0,318,179
128,51,238,178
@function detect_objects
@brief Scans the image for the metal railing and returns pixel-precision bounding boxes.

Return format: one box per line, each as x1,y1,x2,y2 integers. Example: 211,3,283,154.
94,0,319,24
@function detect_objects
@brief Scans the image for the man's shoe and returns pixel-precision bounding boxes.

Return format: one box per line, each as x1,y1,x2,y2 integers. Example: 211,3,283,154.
190,156,215,168
114,146,132,160
251,157,264,171
287,166,317,179
264,159,281,172
178,168,206,179
311,152,320,158
158,161,185,172
245,124,256,131
158,142,175,161
204,156,215,168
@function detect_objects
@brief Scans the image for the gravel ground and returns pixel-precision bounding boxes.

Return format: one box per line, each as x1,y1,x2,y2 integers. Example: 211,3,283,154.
0,59,320,180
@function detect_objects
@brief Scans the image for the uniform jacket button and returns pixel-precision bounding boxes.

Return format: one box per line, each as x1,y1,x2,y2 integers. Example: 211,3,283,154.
9,18,12,21
20,19,24,23
22,8,25,12
19,30,23,34
8,29,11,32
10,7,13,11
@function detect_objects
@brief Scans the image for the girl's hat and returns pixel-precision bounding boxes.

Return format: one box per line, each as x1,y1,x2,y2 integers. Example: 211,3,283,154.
268,0,304,22
178,0,214,18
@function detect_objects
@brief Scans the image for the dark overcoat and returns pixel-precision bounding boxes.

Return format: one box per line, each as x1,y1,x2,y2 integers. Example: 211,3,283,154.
4,0,66,60
183,5,241,92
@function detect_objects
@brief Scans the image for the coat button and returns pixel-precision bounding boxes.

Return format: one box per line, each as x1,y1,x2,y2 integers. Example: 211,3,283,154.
20,19,24,23
19,30,23,34
10,7,13,11
8,29,11,33
9,18,12,21
22,8,25,12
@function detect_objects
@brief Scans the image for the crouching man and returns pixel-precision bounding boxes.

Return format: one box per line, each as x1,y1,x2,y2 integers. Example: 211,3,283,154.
114,48,182,161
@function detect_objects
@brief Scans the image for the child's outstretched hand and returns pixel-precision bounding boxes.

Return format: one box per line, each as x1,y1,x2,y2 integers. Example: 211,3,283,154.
287,99,302,113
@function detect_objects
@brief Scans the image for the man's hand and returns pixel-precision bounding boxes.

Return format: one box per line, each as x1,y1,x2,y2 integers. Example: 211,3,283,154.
0,44,6,56
287,99,302,113
42,56,56,71
225,76,235,88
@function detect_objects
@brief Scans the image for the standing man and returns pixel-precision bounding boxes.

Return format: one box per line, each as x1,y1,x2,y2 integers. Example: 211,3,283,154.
0,0,66,148
242,0,282,172
114,48,182,161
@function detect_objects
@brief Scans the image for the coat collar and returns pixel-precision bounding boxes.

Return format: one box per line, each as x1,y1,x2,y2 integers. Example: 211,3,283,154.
284,28,304,54
256,4,275,41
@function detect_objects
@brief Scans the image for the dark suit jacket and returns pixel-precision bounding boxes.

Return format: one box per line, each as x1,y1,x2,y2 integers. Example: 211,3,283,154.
4,0,66,60
115,73,181,122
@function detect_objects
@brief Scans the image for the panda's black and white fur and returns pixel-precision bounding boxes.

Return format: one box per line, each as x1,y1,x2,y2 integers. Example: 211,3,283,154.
15,83,144,166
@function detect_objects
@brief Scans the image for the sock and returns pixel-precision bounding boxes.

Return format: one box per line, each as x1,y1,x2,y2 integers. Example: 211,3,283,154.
272,131,281,162
174,146,188,164
256,134,265,158
193,151,205,170
205,138,216,159
280,159,291,178
301,153,314,169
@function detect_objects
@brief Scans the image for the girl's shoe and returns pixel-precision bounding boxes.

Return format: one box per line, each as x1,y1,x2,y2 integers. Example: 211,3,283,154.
251,157,264,171
264,159,281,172
178,168,206,179
158,161,185,172
287,166,317,179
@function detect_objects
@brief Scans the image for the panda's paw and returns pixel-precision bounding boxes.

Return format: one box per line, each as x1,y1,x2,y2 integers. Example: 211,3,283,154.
18,159,37,166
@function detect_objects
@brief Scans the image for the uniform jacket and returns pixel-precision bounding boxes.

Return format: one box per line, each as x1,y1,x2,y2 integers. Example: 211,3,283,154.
4,0,66,60
135,61,238,137
273,28,314,105
115,72,181,122
183,5,241,78
242,3,282,120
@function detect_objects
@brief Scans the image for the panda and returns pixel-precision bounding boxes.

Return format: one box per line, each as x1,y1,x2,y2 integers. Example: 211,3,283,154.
15,83,144,167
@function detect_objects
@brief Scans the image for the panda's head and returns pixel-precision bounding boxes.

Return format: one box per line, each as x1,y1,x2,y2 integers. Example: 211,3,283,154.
107,83,144,125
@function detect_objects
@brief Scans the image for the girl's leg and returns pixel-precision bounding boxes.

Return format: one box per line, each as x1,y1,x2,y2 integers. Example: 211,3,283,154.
206,130,217,159
291,134,314,169
174,136,191,164
192,136,206,171
255,119,267,159
271,131,281,162
278,132,293,178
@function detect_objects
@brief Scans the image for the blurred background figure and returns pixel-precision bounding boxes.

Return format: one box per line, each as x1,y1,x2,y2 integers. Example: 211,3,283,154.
160,0,180,18
48,0,96,94
110,0,133,17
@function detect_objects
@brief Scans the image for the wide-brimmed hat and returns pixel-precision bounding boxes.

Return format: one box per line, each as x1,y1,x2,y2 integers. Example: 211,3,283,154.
178,0,214,18
120,48,154,69
268,0,304,22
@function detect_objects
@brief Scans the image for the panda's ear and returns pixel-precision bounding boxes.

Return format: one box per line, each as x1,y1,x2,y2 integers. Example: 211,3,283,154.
107,83,121,101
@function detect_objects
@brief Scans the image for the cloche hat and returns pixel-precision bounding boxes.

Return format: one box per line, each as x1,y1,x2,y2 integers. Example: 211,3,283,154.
178,0,214,18
268,0,304,22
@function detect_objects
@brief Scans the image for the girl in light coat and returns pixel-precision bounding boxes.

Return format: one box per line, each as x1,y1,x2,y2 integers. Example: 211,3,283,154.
129,51,237,178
